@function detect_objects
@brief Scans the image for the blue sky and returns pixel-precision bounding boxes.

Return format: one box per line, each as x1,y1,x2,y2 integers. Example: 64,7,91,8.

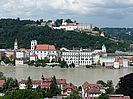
1,0,133,27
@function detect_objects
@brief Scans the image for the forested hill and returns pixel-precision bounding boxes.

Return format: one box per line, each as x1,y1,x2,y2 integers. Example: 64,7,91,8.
101,28,133,44
0,19,129,52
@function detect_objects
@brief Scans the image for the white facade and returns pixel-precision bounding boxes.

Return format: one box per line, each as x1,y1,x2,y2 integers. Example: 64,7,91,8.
15,60,24,65
123,59,129,67
77,23,93,31
19,83,26,89
30,40,58,62
114,61,120,69
62,50,93,66
53,25,77,31
16,51,26,59
31,40,37,51
34,50,57,62
100,56,115,66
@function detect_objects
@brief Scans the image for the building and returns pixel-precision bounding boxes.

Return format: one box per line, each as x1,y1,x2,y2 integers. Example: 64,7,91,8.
62,83,76,96
56,79,67,90
0,80,5,87
30,40,58,62
77,23,93,32
61,48,93,66
82,81,103,98
110,94,130,99
53,22,77,31
19,80,27,89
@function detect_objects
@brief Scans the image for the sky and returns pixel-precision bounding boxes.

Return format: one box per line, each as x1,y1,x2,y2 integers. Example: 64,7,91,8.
0,0,133,27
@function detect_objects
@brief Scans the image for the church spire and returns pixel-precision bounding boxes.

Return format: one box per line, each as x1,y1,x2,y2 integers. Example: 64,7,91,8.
14,39,18,50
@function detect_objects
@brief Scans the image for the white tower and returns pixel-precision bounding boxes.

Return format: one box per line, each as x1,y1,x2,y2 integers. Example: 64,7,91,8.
102,44,106,53
14,39,18,50
31,40,37,51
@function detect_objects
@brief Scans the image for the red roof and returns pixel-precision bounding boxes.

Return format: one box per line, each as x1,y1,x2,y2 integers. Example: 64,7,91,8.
88,88,101,94
36,44,56,50
30,53,37,57
0,80,5,86
56,79,67,84
62,83,76,92
82,81,90,89
32,80,41,85
19,48,27,51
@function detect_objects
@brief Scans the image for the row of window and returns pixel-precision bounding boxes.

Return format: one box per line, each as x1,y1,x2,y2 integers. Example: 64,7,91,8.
63,53,92,55
35,51,56,53
67,61,91,64
65,58,92,60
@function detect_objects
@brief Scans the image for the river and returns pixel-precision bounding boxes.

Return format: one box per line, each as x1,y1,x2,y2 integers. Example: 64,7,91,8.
0,66,133,86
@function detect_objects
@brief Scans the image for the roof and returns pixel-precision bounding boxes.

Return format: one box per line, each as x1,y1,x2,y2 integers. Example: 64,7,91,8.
36,44,56,50
82,81,103,90
30,53,37,57
32,80,41,85
62,83,76,91
19,80,27,84
82,81,90,89
88,88,101,94
110,95,130,99
56,79,67,84
19,48,27,51
0,80,5,86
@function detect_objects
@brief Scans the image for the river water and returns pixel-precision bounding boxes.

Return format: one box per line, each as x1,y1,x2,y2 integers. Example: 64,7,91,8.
0,66,133,86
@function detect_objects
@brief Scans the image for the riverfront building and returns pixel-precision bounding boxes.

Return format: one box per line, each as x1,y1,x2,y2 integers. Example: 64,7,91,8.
30,40,58,62
61,45,106,67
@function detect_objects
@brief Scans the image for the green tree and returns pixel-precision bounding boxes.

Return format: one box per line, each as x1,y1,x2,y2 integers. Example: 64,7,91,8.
47,76,60,97
3,77,14,92
64,92,80,99
105,87,114,94
69,63,75,68
107,80,113,87
115,73,133,99
60,60,68,68
0,72,6,80
3,89,42,99
26,76,32,89
97,80,107,87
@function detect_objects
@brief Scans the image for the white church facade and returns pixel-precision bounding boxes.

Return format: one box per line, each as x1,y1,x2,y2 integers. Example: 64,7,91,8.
30,40,58,62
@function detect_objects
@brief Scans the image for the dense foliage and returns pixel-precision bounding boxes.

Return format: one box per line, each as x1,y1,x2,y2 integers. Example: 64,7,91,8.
0,18,129,52
101,28,133,44
115,73,133,99
3,89,42,99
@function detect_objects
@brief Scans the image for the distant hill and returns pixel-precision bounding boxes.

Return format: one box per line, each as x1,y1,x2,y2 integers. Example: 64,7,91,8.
101,28,133,44
0,19,129,52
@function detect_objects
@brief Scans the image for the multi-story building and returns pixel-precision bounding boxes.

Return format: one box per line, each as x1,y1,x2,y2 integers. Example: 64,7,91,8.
77,23,93,32
30,40,58,62
61,49,93,67
61,45,107,67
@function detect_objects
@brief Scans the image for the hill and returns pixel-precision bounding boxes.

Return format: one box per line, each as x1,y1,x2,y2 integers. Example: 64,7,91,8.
101,28,133,44
0,18,129,52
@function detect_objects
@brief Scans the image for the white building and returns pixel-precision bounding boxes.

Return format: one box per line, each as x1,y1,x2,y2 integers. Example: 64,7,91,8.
30,40,57,62
77,23,93,31
61,49,93,67
15,60,24,65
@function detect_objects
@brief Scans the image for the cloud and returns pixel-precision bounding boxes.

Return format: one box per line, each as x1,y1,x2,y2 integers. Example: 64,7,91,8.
0,0,133,26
